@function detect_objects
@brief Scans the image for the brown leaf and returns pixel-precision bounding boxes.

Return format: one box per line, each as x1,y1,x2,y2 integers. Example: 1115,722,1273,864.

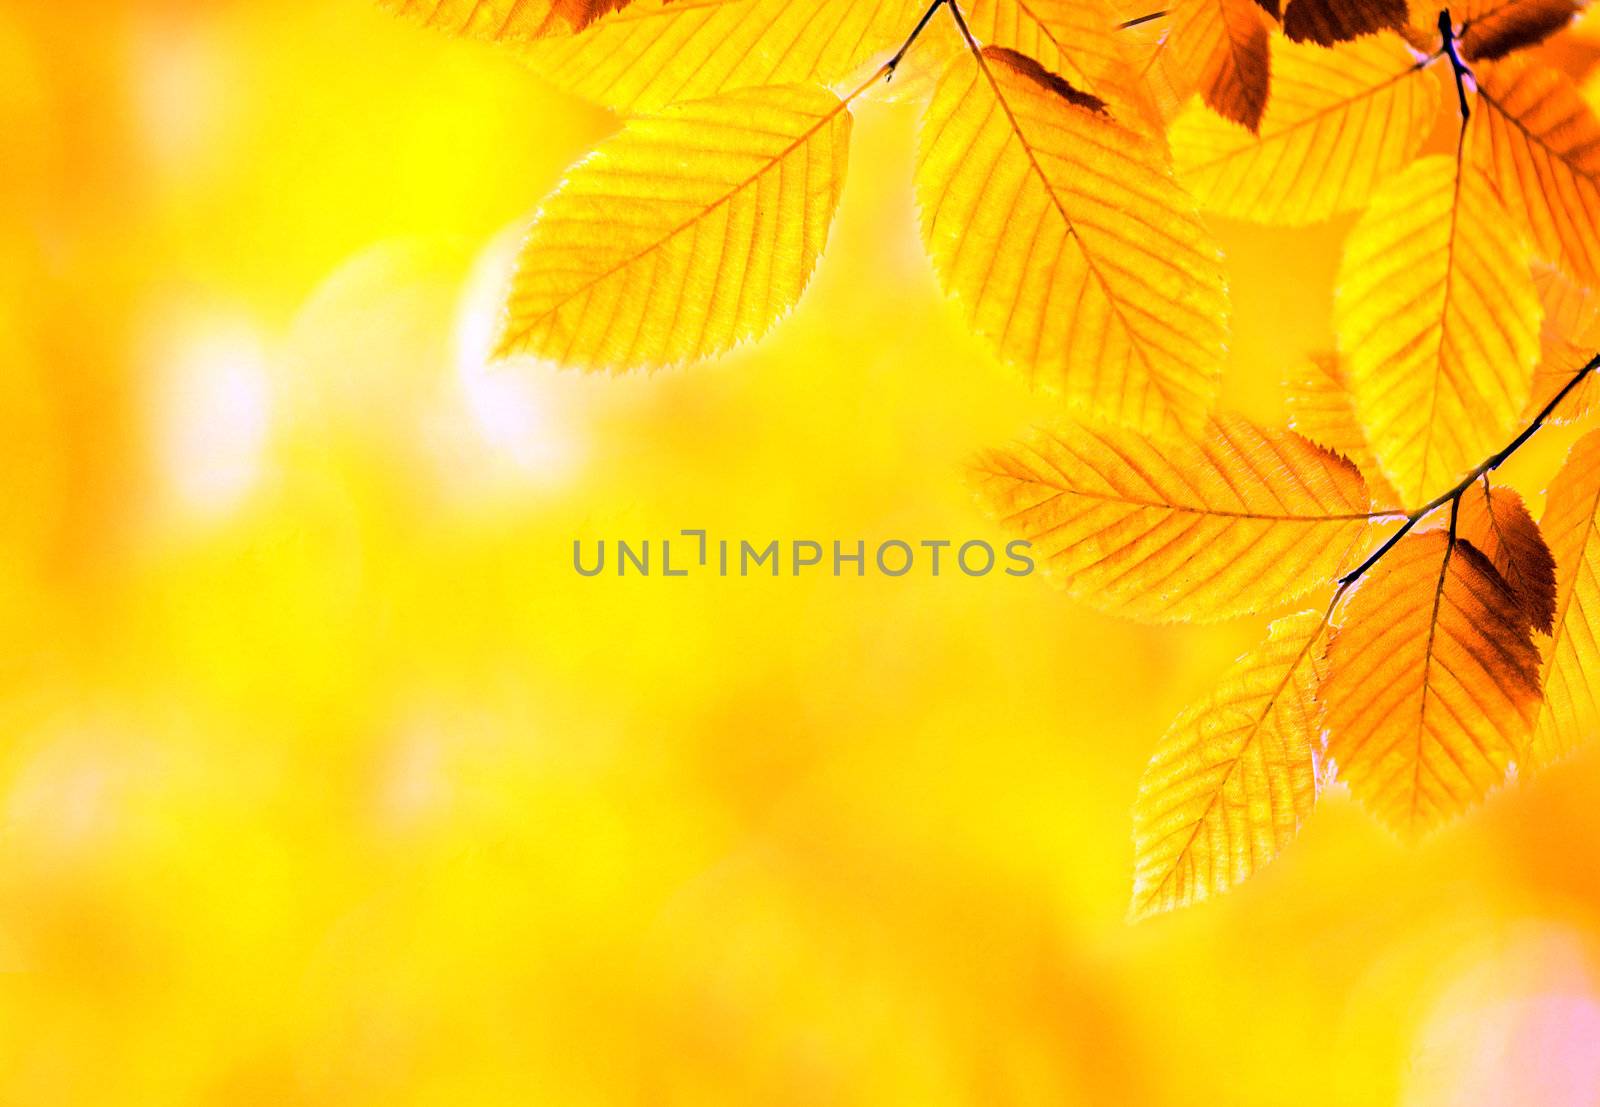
1460,0,1584,60
1169,0,1273,131
1456,484,1559,633
1283,0,1410,44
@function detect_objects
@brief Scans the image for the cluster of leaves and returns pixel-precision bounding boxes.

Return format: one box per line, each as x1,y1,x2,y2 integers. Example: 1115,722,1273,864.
385,0,1600,917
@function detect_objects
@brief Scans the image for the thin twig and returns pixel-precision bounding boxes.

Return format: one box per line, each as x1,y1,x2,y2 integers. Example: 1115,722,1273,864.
1119,10,1168,28
886,0,950,77
1338,353,1600,587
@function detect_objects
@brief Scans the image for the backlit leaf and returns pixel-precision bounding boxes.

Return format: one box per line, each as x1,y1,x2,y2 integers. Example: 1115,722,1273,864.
497,84,850,369
1131,610,1326,919
1460,0,1585,60
1285,353,1403,507
1531,429,1600,765
1334,154,1542,505
1473,57,1600,285
1534,264,1600,347
516,0,926,111
1456,483,1558,632
1282,0,1410,43
1523,267,1600,422
971,415,1374,622
918,46,1229,434
1170,34,1437,225
1168,0,1273,131
380,0,629,40
1322,530,1543,835
963,0,1164,130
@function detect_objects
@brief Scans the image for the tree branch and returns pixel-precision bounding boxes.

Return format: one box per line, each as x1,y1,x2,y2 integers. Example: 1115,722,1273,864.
1438,9,1474,125
1338,352,1600,587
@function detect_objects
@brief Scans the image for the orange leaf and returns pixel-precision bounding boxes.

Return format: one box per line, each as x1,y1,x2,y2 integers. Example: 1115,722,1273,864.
971,415,1374,622
917,46,1229,433
1473,57,1600,286
1456,483,1558,633
1322,531,1542,835
1531,430,1600,766
1168,0,1273,131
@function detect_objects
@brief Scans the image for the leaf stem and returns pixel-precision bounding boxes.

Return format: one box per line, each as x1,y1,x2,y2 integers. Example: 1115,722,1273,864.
1338,352,1600,587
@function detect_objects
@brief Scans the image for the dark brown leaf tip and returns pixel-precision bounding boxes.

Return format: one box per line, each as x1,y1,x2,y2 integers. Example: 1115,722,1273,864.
1283,0,1408,45
981,46,1109,115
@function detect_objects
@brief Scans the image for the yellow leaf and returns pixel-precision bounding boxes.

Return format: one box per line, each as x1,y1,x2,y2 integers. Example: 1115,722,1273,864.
962,0,1164,130
971,415,1374,622
516,0,926,111
1168,0,1273,131
1282,0,1410,43
1473,57,1600,285
1131,610,1326,919
1334,154,1542,506
918,46,1229,434
1460,0,1584,60
1323,530,1543,835
496,84,851,369
1285,353,1403,507
1170,34,1437,225
1531,429,1600,766
1456,483,1558,633
381,0,628,40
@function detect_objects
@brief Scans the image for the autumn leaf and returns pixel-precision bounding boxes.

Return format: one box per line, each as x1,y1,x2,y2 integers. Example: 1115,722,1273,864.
1456,483,1558,632
1168,0,1273,131
1534,264,1600,348
1170,34,1437,225
1530,430,1600,767
1130,610,1326,919
1282,0,1410,43
1473,57,1600,286
1334,154,1543,506
1524,331,1600,423
1285,353,1403,507
1322,530,1543,835
380,0,631,40
496,84,851,369
1459,0,1585,60
516,0,927,112
918,45,1229,434
971,415,1374,622
962,0,1164,130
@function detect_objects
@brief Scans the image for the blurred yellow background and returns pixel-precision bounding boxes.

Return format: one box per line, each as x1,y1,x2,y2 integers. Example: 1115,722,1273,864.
8,2,1600,1103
